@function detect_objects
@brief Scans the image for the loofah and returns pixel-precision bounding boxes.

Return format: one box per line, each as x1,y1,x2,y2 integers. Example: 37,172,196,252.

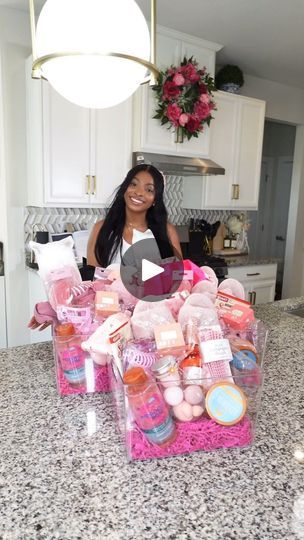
129,416,253,460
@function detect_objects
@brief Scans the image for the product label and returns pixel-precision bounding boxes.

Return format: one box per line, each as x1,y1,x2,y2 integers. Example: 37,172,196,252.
133,392,169,432
154,322,185,350
206,384,246,425
132,389,174,444
57,305,91,324
95,291,119,311
200,339,233,363
142,415,175,445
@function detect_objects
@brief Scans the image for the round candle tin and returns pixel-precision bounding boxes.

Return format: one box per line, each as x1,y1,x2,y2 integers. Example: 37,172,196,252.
205,382,247,426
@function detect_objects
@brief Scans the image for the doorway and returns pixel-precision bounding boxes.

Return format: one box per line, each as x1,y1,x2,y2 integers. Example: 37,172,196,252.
248,120,296,300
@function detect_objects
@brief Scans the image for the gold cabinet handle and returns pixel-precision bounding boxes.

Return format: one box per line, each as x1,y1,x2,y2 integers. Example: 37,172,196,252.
91,175,96,195
232,184,240,200
86,174,91,195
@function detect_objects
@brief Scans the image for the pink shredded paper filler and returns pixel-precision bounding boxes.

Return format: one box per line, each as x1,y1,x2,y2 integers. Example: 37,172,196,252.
57,364,110,395
129,416,253,460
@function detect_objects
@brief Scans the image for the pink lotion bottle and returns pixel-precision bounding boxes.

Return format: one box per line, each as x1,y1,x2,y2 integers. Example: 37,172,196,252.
123,367,176,447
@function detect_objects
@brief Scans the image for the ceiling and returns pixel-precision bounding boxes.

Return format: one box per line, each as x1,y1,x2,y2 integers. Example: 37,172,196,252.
3,0,304,90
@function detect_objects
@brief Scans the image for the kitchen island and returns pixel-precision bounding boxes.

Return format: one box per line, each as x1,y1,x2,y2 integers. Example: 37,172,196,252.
1,298,304,540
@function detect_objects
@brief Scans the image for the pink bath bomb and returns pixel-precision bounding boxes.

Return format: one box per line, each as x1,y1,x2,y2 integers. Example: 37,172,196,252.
184,385,205,405
163,386,184,407
173,400,194,422
192,404,205,418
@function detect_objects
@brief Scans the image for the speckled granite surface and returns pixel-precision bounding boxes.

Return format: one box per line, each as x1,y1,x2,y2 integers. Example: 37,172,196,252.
1,298,304,540
224,255,281,267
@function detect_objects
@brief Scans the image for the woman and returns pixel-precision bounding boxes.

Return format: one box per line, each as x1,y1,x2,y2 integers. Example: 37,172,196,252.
87,163,182,266
29,164,181,331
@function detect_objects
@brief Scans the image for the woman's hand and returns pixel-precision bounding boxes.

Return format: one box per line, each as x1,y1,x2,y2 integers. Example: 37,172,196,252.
28,315,52,332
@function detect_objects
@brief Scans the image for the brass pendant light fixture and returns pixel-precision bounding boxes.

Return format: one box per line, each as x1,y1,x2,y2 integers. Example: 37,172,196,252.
29,0,159,109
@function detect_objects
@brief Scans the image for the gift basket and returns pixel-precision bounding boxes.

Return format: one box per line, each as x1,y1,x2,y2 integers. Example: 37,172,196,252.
109,287,267,461
30,237,267,458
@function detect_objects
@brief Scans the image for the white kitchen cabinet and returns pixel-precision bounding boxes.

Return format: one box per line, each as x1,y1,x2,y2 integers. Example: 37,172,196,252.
0,276,7,349
27,269,52,344
182,91,265,210
133,26,221,158
25,58,132,207
227,263,277,305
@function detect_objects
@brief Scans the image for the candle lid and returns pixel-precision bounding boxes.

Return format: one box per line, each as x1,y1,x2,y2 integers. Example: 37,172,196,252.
151,355,176,377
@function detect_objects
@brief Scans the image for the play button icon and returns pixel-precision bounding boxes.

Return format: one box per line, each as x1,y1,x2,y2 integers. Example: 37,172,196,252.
142,259,164,282
119,238,185,302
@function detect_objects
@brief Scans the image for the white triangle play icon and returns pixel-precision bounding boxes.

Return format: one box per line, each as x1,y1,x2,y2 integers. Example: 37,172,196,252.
142,259,164,282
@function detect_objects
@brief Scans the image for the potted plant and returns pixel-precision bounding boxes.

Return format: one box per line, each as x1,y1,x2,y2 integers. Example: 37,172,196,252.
215,64,244,93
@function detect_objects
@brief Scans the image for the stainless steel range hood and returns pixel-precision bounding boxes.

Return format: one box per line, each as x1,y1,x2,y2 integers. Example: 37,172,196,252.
133,152,225,176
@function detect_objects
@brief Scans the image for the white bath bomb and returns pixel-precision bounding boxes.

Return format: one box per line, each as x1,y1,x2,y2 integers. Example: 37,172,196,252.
163,386,184,407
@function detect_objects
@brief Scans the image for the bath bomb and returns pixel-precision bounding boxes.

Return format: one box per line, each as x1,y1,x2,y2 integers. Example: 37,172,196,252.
192,405,205,418
163,386,184,407
184,385,205,405
173,401,194,422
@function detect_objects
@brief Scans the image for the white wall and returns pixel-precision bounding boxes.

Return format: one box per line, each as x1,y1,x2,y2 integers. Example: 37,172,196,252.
242,73,304,125
0,7,32,346
240,72,304,299
283,126,304,298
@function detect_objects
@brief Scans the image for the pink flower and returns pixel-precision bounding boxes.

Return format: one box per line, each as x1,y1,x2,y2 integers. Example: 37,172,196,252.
180,63,200,83
199,93,210,104
173,73,185,86
166,103,182,126
186,114,201,133
179,113,189,126
163,80,180,100
194,101,211,120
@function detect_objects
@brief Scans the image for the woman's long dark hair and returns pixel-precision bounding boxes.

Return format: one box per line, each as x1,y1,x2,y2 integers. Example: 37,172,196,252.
94,164,174,267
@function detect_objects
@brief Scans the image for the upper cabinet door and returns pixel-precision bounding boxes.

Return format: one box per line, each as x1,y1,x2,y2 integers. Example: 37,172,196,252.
92,97,133,206
182,91,265,210
133,28,219,157
26,56,133,208
203,91,239,209
42,84,91,205
233,96,265,209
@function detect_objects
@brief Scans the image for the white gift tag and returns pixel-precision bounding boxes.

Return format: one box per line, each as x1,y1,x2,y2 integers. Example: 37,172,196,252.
200,339,233,363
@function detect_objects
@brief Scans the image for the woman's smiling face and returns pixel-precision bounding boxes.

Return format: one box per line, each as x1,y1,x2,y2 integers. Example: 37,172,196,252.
124,170,155,213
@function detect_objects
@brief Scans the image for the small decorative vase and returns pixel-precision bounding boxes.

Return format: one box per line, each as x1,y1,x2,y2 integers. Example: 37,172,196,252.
220,83,240,94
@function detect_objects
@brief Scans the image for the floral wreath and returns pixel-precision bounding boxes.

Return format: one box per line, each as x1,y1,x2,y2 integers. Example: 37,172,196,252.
152,56,216,141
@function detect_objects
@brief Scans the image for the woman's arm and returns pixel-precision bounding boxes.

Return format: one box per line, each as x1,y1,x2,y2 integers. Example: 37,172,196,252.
87,220,104,266
167,223,183,259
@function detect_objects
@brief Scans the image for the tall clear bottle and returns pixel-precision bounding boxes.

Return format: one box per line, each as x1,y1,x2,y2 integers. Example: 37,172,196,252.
123,366,176,447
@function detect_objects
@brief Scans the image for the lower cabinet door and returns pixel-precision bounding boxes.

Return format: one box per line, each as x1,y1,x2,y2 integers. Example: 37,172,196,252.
245,279,276,305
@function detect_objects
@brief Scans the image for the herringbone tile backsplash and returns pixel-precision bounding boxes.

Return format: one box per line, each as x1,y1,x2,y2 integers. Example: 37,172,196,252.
24,175,233,244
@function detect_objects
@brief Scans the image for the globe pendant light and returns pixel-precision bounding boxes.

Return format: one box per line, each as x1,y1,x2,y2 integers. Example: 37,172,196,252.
29,0,159,109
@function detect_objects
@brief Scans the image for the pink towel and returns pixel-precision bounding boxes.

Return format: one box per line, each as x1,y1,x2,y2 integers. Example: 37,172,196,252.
34,302,58,325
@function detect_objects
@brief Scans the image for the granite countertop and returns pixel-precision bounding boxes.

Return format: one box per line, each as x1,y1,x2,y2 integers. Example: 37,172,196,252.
223,255,282,267
1,298,304,539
